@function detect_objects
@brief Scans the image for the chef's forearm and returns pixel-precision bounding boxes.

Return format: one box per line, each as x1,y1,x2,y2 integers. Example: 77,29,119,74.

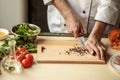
95,0,120,25
89,21,107,40
52,0,75,20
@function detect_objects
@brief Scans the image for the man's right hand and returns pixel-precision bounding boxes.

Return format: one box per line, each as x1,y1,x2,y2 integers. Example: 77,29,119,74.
65,12,84,38
52,0,84,38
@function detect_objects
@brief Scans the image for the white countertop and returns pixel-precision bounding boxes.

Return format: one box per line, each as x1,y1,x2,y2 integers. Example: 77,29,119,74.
0,37,120,80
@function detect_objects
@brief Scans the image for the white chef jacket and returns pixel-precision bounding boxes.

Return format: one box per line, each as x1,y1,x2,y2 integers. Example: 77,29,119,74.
43,0,120,34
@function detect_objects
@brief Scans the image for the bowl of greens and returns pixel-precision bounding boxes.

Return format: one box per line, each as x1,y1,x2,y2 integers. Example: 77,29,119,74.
11,23,41,43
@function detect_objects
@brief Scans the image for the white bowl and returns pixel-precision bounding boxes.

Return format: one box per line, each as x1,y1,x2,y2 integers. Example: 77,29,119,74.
109,53,120,74
11,23,41,43
0,28,9,40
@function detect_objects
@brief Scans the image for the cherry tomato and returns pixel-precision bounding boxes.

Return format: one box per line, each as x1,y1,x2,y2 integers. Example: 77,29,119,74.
15,46,34,68
17,55,24,62
17,46,27,52
22,51,29,56
15,50,20,55
21,59,31,68
25,54,34,64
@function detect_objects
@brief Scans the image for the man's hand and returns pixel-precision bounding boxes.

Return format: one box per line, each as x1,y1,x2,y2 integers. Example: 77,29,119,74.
85,21,107,60
53,0,84,38
85,35,106,60
65,12,84,38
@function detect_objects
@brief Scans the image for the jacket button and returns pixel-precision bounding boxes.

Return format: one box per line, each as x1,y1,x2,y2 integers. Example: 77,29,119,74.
64,24,66,26
83,10,86,14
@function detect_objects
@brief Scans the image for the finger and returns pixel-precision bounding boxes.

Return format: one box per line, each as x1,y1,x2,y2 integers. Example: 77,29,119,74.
73,31,78,38
97,45,104,60
101,45,106,51
98,44,106,60
88,41,101,60
80,26,84,34
85,44,94,55
73,27,79,38
67,30,72,33
66,27,72,33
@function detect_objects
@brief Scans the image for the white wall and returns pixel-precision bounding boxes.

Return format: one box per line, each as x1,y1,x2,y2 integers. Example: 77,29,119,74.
0,0,28,30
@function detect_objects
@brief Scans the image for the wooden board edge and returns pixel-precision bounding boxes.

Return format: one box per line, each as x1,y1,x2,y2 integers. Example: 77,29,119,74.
37,60,106,64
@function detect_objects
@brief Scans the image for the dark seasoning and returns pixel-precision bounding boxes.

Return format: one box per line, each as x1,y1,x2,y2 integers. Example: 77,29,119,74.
41,46,46,53
60,44,88,56
41,44,88,56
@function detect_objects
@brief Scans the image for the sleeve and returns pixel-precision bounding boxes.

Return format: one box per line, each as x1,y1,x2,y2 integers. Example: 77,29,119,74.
43,0,53,5
95,0,120,25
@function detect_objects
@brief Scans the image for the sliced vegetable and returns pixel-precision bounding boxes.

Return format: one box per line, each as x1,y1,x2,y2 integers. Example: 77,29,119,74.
28,48,37,53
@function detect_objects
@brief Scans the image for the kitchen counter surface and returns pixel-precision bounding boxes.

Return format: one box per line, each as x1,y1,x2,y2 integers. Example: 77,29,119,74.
0,36,120,80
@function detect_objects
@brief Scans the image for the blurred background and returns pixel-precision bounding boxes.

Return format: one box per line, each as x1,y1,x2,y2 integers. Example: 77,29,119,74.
0,0,49,32
0,0,119,33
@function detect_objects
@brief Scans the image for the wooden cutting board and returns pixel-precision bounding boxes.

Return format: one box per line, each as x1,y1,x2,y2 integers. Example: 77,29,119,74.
37,36,105,64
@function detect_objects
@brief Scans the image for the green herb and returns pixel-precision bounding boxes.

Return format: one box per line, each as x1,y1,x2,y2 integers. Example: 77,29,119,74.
28,48,37,53
14,23,38,36
0,46,5,57
0,37,36,57
0,23,39,58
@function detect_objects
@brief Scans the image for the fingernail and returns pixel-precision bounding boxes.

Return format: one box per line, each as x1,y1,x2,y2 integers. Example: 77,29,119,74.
101,57,105,61
98,57,101,60
90,50,93,54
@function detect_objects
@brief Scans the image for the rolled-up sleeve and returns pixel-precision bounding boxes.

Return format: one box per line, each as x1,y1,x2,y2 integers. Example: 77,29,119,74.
95,0,120,25
43,0,53,5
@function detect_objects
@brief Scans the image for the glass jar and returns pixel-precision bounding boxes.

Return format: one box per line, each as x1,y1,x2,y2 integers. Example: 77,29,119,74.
2,40,23,73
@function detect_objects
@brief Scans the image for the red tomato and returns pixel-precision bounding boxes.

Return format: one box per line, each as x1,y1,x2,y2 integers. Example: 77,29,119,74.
15,50,20,55
25,54,34,64
17,55,24,62
21,59,31,68
22,51,29,56
17,46,27,52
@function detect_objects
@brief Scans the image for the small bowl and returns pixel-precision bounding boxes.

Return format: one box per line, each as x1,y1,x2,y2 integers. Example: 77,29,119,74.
109,53,120,74
11,23,41,43
0,28,9,40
